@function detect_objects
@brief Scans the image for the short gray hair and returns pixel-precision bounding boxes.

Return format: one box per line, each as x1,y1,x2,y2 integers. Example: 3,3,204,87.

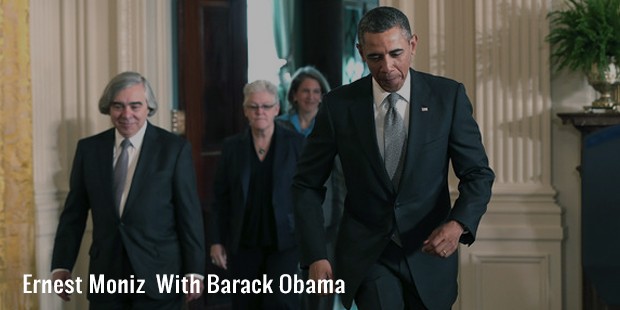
242,80,279,106
357,6,413,46
98,71,158,116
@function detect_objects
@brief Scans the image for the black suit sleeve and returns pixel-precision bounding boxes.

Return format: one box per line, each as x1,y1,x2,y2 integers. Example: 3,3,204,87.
293,98,339,267
173,141,206,275
51,142,90,271
446,83,495,244
208,138,233,247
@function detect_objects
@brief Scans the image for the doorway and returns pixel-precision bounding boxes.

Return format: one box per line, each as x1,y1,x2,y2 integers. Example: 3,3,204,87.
176,1,247,307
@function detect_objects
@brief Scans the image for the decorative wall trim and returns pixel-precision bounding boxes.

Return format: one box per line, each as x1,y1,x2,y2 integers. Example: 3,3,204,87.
1,0,36,308
471,253,552,309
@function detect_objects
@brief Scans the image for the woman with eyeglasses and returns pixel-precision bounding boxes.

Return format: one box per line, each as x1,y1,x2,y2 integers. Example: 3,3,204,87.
277,67,348,310
209,80,305,309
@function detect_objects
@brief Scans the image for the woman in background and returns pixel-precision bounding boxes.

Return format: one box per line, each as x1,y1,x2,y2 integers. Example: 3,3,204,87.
277,66,347,310
210,80,304,309
277,66,330,137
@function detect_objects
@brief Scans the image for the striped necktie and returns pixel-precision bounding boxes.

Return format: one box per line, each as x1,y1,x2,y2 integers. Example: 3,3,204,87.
113,139,130,215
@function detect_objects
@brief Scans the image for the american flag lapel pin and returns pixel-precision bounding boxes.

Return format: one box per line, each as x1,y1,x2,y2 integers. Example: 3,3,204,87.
421,106,429,112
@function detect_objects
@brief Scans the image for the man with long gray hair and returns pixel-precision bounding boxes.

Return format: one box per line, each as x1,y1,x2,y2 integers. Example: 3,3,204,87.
51,71,205,309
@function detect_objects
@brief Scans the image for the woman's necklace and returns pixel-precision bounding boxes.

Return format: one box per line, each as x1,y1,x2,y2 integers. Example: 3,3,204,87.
253,130,272,157
255,140,270,157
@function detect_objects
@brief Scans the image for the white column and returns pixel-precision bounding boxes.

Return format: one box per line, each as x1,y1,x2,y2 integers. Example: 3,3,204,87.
456,1,562,309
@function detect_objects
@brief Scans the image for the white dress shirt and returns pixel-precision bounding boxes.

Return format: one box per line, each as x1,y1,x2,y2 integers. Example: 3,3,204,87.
114,122,147,216
373,73,411,160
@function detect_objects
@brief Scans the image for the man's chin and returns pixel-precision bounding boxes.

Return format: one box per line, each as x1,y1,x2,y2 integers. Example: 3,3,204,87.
117,127,138,138
378,80,404,93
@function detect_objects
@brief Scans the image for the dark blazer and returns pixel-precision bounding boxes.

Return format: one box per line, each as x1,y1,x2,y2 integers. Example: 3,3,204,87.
275,117,346,244
51,122,205,301
293,69,495,309
209,124,305,253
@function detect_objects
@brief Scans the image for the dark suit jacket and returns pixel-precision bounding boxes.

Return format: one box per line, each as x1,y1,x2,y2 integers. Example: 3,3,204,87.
293,69,495,309
275,117,346,245
51,122,205,301
209,124,305,253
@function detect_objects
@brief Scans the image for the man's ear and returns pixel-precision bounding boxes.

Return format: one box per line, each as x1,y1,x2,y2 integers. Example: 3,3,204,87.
410,34,419,55
356,43,366,62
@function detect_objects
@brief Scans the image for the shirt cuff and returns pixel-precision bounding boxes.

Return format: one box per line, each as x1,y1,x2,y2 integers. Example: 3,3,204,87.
184,273,204,281
51,268,70,276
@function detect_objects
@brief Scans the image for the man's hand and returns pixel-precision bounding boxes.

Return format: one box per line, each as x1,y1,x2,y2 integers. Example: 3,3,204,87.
52,270,72,301
421,220,464,258
309,259,333,296
184,275,204,302
210,244,228,270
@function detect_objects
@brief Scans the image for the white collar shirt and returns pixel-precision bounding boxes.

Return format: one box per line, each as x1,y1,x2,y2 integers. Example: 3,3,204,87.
114,121,147,215
373,72,411,160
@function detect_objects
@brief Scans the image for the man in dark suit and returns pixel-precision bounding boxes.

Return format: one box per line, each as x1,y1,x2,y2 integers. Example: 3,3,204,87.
51,71,205,309
293,7,495,310
209,80,304,309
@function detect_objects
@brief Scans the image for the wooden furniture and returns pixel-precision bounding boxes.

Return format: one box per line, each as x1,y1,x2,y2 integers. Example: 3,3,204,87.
557,111,620,310
558,112,620,136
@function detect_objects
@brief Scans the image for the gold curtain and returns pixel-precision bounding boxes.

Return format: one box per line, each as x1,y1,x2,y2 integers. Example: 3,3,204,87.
0,0,36,308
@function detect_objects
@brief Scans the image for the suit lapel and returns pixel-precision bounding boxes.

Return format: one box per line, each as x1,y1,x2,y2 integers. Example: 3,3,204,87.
349,77,394,190
123,123,158,216
400,69,434,190
239,129,251,206
271,126,287,198
100,129,116,209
